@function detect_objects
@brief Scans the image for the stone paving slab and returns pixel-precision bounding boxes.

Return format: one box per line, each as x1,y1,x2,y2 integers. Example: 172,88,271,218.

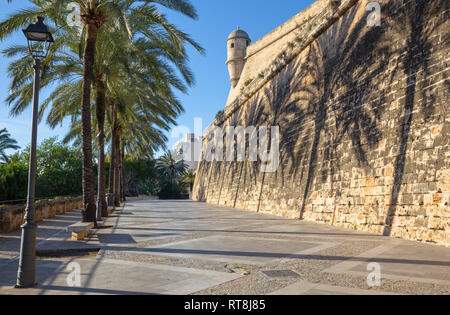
144,219,252,232
0,210,102,263
270,280,397,295
0,257,241,295
96,228,184,245
323,241,450,285
128,235,340,265
253,222,393,242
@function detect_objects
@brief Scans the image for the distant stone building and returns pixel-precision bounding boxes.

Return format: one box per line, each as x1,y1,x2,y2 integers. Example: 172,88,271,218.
172,133,202,171
193,0,450,247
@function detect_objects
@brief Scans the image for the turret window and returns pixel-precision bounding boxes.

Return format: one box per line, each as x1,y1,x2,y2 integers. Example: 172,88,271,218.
231,43,235,49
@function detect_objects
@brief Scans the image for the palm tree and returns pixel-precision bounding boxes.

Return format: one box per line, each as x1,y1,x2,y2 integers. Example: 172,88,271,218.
99,22,203,205
74,0,199,219
181,168,195,192
1,0,202,222
0,128,20,163
156,151,188,183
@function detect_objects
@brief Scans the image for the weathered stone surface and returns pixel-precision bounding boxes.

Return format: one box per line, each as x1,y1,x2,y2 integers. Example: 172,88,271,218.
193,0,450,247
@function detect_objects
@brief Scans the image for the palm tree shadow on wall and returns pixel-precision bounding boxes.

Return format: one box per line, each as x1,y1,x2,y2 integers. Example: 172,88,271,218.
239,95,267,210
290,5,390,220
226,94,271,209
291,0,446,228
219,112,242,205
233,4,389,216
382,0,447,236
195,0,447,225
230,103,261,208
255,60,305,212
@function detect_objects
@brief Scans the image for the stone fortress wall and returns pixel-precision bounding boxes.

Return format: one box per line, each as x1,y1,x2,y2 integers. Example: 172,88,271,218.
193,0,450,247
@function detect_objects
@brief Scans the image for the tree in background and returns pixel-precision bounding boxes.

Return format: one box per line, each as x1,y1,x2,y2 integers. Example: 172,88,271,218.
0,137,82,202
34,137,83,198
156,151,189,199
156,151,188,184
123,158,160,197
181,169,195,192
0,128,20,164
0,160,28,201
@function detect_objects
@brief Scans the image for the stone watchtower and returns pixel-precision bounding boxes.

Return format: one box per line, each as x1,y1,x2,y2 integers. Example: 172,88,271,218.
226,28,251,88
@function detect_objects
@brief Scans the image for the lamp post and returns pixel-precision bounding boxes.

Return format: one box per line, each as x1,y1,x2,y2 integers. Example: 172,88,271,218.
16,16,54,289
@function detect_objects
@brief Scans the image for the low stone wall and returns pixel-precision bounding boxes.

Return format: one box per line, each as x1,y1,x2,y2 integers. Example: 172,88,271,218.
0,197,83,233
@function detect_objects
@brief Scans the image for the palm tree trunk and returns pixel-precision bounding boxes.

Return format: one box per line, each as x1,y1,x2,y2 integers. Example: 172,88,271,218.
96,75,107,217
107,143,114,200
114,125,121,207
80,23,98,223
109,101,117,207
107,144,115,206
120,142,125,201
108,103,116,206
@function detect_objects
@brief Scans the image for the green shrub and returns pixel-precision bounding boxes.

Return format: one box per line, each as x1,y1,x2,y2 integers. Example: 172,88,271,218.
0,161,28,201
157,182,188,200
0,137,82,202
244,78,254,86
215,110,224,120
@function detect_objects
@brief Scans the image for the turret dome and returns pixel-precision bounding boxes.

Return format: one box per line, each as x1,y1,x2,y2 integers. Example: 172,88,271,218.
228,29,250,41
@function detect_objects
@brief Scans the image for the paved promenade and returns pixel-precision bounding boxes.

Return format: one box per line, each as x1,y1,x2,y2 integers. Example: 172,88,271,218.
0,200,449,295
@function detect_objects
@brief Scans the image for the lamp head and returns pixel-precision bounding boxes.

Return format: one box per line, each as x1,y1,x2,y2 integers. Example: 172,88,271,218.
23,17,54,59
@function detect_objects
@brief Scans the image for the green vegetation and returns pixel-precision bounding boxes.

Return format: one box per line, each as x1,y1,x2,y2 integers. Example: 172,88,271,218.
156,151,188,183
180,169,196,192
227,265,251,276
0,138,82,202
156,151,189,199
215,110,224,120
0,138,195,202
244,78,254,87
123,151,193,200
0,128,19,164
124,159,161,196
0,159,28,202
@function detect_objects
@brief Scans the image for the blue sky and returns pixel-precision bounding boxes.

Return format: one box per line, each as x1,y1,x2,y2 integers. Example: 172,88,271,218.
0,0,315,157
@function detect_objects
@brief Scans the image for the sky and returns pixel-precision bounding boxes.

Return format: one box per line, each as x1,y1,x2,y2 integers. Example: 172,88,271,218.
0,0,315,157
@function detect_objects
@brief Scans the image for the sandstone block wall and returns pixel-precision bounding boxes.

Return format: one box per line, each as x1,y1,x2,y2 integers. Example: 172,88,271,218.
0,197,83,233
193,0,450,247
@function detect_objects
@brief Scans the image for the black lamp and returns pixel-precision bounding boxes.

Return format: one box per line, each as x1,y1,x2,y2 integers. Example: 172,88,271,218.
22,16,54,59
16,16,54,289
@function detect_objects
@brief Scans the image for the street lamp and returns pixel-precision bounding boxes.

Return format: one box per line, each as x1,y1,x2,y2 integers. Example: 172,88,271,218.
16,16,54,288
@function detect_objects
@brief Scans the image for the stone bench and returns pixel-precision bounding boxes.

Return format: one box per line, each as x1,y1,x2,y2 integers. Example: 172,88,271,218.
67,222,94,241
